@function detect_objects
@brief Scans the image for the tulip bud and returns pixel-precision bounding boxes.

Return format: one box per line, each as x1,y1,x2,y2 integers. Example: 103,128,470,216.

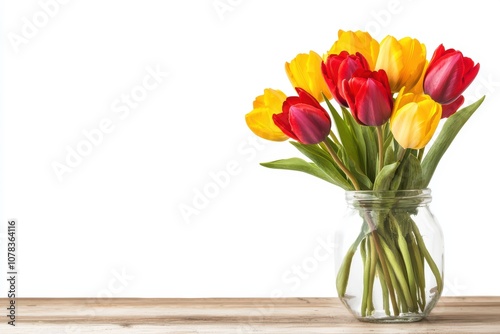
390,91,442,149
322,51,370,107
285,51,332,102
441,95,465,118
245,89,289,141
424,44,480,105
328,30,380,70
342,69,393,126
272,88,331,145
375,35,426,93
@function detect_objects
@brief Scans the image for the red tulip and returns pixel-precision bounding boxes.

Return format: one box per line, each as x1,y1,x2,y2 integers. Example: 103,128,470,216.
272,88,331,145
441,95,464,118
322,51,370,107
424,44,480,105
342,70,393,126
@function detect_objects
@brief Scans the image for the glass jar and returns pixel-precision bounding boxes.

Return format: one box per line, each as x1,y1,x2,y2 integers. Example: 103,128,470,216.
334,189,444,322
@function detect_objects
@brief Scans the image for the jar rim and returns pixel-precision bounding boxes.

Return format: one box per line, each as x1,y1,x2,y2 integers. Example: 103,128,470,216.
345,188,432,205
345,188,431,195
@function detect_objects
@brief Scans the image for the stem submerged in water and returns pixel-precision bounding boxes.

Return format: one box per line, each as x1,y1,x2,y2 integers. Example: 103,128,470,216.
336,205,443,318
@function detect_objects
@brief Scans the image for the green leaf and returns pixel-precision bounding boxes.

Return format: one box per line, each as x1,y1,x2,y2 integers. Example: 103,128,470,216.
350,164,373,190
323,98,361,169
383,125,394,152
384,144,395,166
391,153,423,190
342,107,366,171
322,94,341,121
290,142,354,190
339,146,373,190
362,125,378,181
260,158,337,185
421,96,485,187
373,162,400,191
404,154,424,190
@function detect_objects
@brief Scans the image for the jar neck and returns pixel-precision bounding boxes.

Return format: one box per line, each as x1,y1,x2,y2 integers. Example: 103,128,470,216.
345,189,432,209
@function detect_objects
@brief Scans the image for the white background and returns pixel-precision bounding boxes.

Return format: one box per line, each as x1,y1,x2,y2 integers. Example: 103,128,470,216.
1,0,499,298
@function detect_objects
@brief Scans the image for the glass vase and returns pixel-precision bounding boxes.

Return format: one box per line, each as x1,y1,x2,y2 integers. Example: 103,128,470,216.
334,189,444,323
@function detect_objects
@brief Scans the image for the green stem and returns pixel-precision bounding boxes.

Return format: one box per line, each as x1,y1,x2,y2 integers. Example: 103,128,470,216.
397,148,407,162
376,263,390,315
336,230,365,297
323,139,361,191
409,233,426,311
417,147,425,162
392,213,418,311
356,211,400,316
379,236,414,312
367,235,377,314
367,229,400,315
329,130,341,146
411,219,443,293
361,239,369,317
386,258,408,313
376,126,385,173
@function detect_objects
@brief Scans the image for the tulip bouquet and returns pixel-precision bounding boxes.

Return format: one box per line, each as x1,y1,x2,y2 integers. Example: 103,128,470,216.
245,30,484,319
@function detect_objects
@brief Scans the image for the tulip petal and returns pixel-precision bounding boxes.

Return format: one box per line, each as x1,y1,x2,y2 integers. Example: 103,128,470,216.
426,44,445,73
354,79,392,126
286,51,332,102
424,53,464,104
418,100,442,147
441,95,464,118
424,45,480,105
273,90,331,145
322,52,370,107
245,89,289,141
391,94,442,149
375,35,404,91
289,104,331,145
343,70,393,126
246,108,289,141
463,62,480,91
272,110,298,141
328,30,380,69
391,102,419,148
296,87,324,110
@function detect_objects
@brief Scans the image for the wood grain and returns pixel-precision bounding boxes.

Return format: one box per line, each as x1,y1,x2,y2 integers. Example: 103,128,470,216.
1,297,499,333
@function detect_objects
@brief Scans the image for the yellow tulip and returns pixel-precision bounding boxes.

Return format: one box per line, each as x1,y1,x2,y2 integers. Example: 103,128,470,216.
245,88,289,141
328,30,379,69
390,90,442,149
375,36,426,93
407,61,428,95
285,51,332,102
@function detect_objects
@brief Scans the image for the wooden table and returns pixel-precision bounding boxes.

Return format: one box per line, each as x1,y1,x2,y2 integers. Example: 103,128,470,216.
1,297,499,333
